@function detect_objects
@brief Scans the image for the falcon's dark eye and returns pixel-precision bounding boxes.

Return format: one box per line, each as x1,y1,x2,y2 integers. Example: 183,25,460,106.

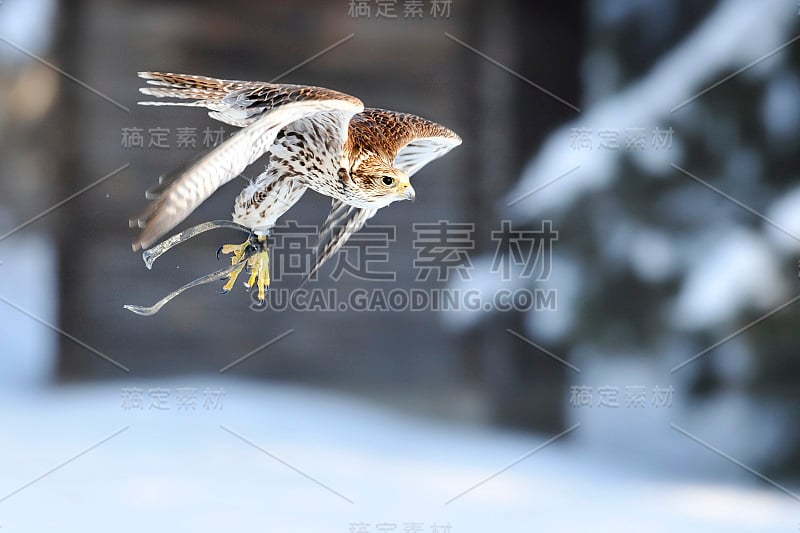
381,176,395,186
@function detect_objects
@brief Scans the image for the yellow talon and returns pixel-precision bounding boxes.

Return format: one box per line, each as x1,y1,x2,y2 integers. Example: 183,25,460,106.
243,236,270,302
218,237,253,293
220,241,248,264
221,261,246,292
220,234,270,301
246,263,259,290
255,250,270,301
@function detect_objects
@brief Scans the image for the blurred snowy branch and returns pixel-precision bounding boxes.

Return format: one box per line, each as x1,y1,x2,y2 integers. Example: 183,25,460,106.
505,0,796,220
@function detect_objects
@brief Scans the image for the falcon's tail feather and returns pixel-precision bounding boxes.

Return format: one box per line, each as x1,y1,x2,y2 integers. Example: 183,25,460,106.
137,72,257,125
137,71,244,104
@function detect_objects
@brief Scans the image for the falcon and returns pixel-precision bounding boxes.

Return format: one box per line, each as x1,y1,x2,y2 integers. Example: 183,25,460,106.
125,72,461,315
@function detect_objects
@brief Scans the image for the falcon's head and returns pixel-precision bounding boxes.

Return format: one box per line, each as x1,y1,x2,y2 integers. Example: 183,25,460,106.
346,157,415,208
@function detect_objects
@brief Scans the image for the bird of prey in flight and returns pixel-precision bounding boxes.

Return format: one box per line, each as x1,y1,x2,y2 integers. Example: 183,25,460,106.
125,72,461,315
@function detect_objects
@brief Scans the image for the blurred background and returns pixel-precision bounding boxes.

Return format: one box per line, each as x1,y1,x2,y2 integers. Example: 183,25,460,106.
1,0,800,531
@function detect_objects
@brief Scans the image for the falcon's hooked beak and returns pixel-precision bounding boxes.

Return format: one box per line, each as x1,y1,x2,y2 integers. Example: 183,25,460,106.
400,182,416,203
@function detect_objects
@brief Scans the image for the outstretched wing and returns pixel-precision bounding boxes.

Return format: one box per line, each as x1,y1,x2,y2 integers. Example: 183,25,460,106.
350,109,462,177
131,73,363,250
306,199,377,281
138,71,349,127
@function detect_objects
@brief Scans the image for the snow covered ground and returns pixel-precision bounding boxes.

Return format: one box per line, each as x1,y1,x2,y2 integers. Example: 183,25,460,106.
0,378,798,533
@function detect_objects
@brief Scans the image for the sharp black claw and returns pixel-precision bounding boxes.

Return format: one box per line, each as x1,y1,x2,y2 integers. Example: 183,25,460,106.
216,245,224,260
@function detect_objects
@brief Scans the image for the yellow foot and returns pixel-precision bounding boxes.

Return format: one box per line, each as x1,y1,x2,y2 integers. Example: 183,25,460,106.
217,240,249,265
221,261,246,293
217,234,270,299
245,248,270,302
